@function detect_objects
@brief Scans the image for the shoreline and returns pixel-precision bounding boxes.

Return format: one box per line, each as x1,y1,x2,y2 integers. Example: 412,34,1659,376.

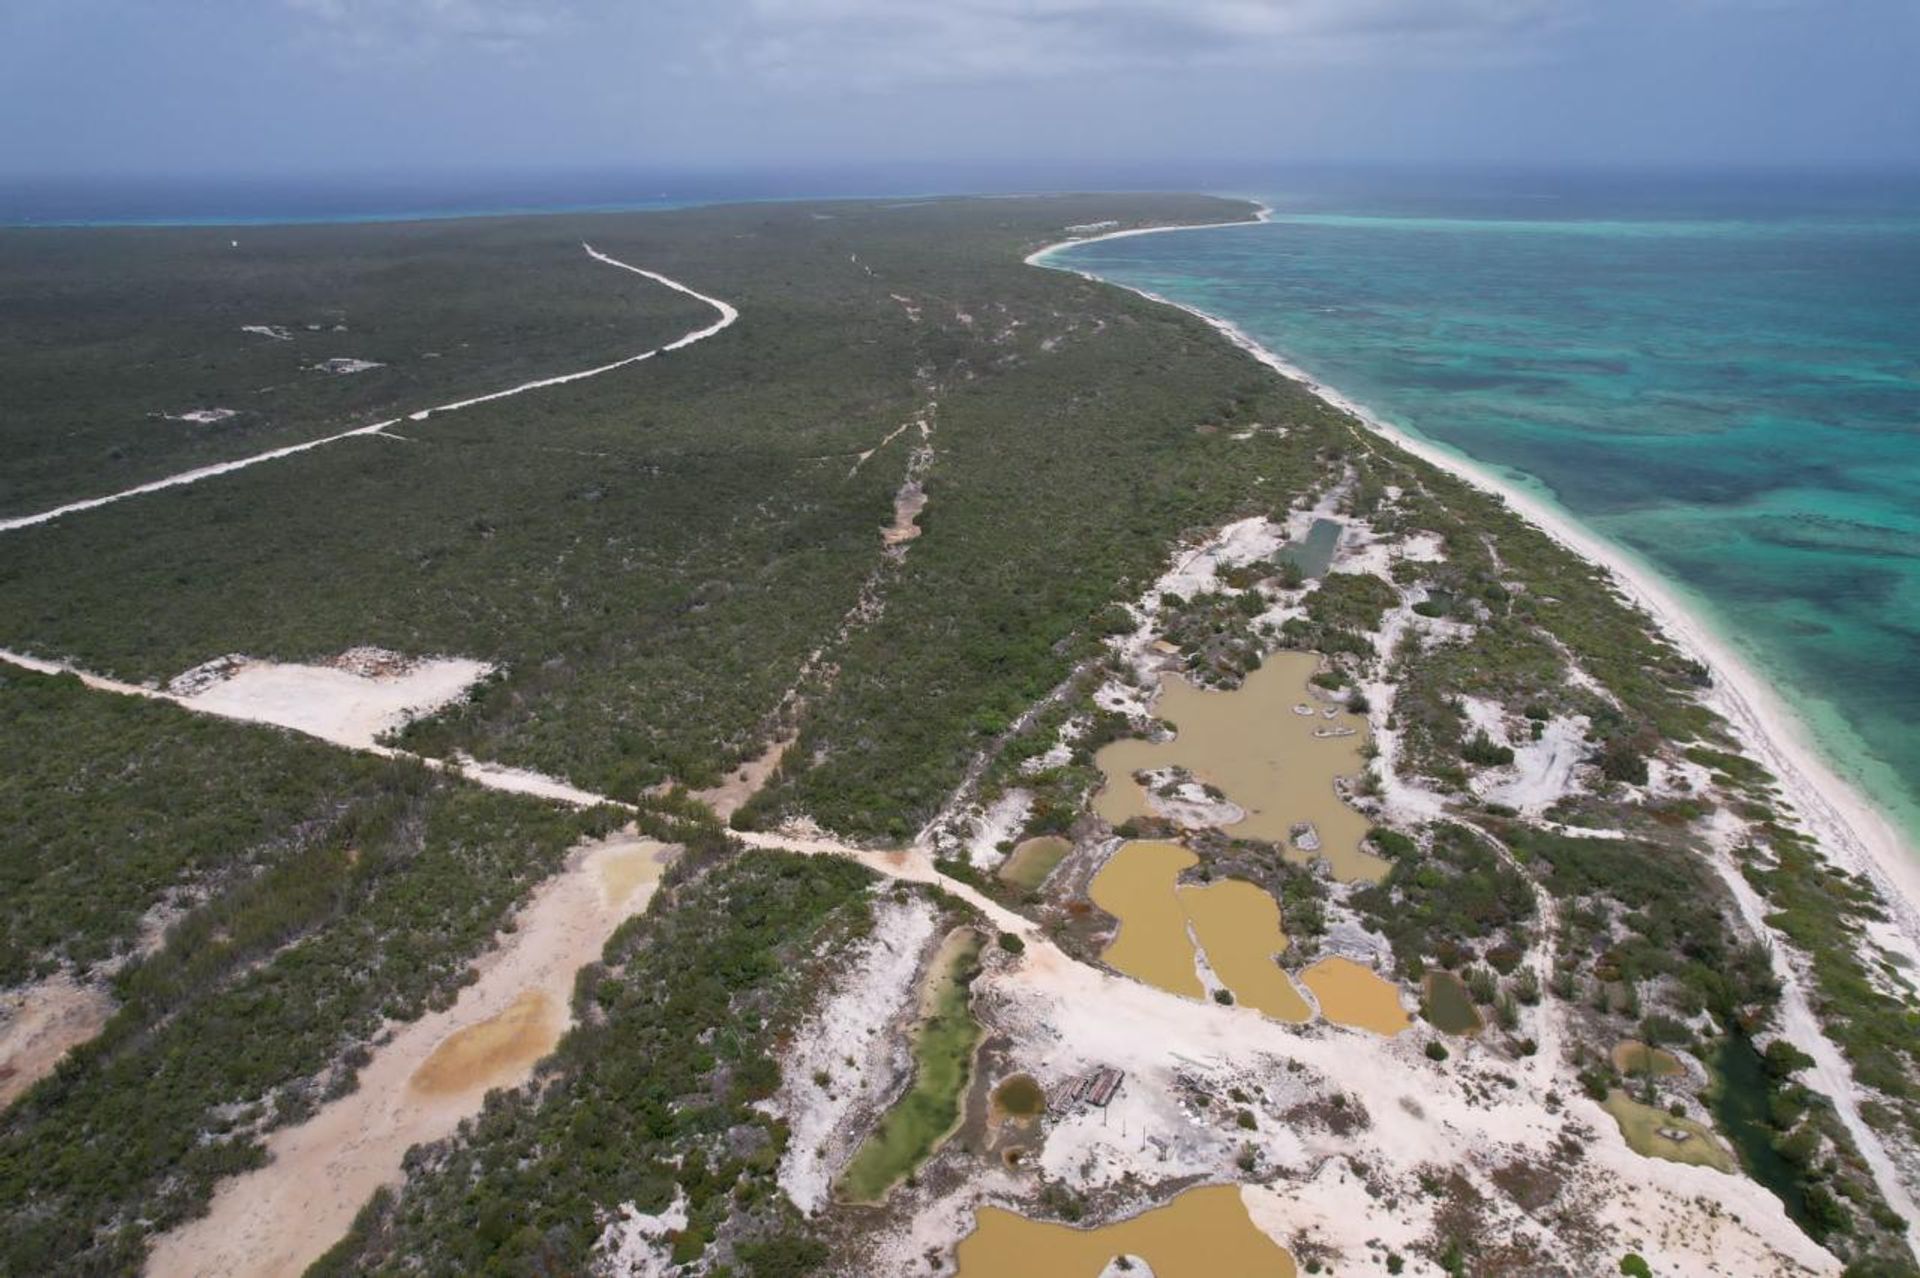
1027,212,1920,955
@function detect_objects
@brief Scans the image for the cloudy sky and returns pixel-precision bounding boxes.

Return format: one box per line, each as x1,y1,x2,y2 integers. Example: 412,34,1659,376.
3,0,1916,178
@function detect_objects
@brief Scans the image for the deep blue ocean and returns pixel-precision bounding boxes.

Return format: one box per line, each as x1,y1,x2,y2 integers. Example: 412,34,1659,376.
1051,172,1920,850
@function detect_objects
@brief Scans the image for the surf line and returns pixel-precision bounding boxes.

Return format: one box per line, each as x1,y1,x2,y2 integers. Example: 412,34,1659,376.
0,245,738,534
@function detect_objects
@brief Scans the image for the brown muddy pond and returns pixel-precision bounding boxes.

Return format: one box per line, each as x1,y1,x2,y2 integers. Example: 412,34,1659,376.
956,1183,1296,1278
1423,970,1483,1035
409,989,559,1096
1090,840,1205,999
1180,879,1309,1022
1091,844,1326,1025
1300,957,1409,1035
1093,652,1386,882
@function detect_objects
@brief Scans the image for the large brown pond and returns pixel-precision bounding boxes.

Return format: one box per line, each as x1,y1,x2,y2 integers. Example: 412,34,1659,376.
955,1183,1296,1277
1094,652,1387,882
1299,957,1410,1035
1089,840,1204,999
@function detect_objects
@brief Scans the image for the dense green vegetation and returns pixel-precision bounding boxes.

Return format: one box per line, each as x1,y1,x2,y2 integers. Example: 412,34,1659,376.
839,929,984,1202
0,705,603,1273
0,221,714,514
750,286,1347,837
0,195,1267,814
314,848,876,1276
0,666,423,985
1351,823,1534,978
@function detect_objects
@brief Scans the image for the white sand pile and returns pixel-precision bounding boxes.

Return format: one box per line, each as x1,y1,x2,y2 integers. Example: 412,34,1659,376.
174,651,491,750
964,792,1033,871
769,892,941,1214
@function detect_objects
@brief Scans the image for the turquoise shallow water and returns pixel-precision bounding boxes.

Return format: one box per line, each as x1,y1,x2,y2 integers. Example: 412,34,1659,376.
1052,180,1920,850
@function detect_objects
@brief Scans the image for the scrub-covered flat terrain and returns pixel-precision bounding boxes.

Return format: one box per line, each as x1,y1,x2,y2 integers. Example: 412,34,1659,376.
2,195,1916,1277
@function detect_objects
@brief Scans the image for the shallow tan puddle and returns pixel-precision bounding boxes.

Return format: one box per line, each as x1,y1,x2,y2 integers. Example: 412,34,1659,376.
1093,652,1386,882
1178,880,1309,1022
409,989,559,1096
1612,1039,1684,1078
955,1183,1296,1277
1299,957,1410,1035
1089,841,1203,999
147,830,675,1278
600,840,668,906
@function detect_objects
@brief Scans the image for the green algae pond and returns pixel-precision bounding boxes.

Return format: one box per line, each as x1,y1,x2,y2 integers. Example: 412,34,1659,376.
991,1073,1045,1121
1602,1090,1735,1174
998,836,1070,892
1423,970,1482,1034
1275,517,1342,579
839,928,984,1202
1710,1033,1812,1230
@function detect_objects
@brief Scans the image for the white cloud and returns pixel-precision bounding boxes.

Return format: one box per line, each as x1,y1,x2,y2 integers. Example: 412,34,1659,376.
696,0,1583,88
283,0,567,56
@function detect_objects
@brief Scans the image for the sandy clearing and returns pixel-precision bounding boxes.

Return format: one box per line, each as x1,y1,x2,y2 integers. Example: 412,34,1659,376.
145,829,675,1278
1,246,737,533
0,644,492,758
963,791,1032,870
595,1187,690,1277
179,655,492,751
1152,515,1284,601
864,908,1831,1275
978,934,1833,1276
0,972,114,1110
1478,714,1590,815
0,649,634,823
691,733,797,821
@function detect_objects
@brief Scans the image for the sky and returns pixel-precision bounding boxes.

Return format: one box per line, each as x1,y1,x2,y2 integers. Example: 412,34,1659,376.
3,0,1917,180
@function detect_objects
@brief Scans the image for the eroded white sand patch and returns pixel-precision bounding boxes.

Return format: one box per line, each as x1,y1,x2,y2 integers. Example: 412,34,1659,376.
174,650,491,750
1479,715,1591,814
0,973,113,1110
595,1188,690,1277
146,829,676,1278
964,791,1032,871
1154,516,1284,601
769,892,941,1215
